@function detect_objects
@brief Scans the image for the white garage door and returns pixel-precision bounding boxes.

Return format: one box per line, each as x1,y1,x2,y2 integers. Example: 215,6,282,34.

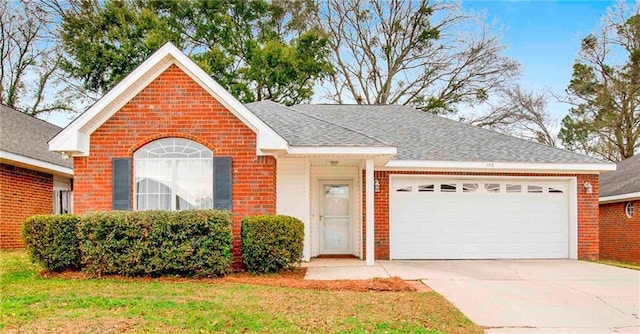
390,176,571,259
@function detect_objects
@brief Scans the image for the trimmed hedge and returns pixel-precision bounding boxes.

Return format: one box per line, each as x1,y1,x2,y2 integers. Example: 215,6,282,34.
22,214,81,272
241,215,304,273
77,210,232,277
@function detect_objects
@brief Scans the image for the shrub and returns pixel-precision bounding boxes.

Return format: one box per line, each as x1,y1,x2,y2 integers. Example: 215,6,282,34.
77,210,232,277
241,215,304,273
22,214,81,272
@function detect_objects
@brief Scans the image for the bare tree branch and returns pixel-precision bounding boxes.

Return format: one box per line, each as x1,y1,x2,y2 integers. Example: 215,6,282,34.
318,0,519,113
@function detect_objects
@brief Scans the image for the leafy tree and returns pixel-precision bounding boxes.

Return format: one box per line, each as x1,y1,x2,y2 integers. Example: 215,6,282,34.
57,0,332,105
0,0,70,116
559,2,640,161
317,0,519,114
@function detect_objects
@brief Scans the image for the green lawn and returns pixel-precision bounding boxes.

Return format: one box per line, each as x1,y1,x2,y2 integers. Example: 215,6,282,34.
0,251,481,333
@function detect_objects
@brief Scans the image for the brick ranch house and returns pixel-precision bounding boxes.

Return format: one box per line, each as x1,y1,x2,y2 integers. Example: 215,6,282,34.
49,43,615,265
599,155,640,264
1,105,73,249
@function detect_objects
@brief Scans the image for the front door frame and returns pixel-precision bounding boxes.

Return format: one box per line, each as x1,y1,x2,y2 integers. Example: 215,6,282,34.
318,179,354,255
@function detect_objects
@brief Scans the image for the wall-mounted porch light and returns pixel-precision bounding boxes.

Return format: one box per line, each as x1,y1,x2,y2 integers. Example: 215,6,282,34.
583,182,593,194
374,178,380,192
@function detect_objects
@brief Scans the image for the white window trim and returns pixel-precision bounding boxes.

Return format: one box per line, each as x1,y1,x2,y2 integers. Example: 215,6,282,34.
133,138,214,211
625,202,635,218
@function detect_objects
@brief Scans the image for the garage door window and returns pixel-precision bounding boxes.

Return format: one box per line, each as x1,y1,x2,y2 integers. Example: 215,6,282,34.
396,186,412,192
548,187,564,193
462,183,479,192
484,183,500,193
418,184,434,192
528,185,543,193
506,184,521,193
441,183,457,192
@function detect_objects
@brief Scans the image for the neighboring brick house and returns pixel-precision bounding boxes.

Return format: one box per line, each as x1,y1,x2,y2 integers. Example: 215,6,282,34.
49,43,614,266
599,155,640,264
0,105,73,249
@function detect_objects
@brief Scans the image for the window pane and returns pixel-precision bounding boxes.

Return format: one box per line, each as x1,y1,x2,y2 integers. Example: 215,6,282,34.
396,186,412,192
134,138,214,211
441,183,456,192
506,184,521,193
484,183,500,193
418,184,434,192
175,159,213,210
528,185,543,193
462,183,478,192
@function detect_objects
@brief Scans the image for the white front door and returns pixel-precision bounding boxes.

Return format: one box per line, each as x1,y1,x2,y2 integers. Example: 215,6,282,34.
320,182,352,254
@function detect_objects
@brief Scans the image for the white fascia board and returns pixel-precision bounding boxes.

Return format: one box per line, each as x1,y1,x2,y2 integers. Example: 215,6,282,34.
49,42,288,156
0,150,73,176
383,160,617,173
286,146,397,156
599,192,640,203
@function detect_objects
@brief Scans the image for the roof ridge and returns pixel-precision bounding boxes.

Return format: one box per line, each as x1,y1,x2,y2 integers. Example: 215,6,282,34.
289,104,392,147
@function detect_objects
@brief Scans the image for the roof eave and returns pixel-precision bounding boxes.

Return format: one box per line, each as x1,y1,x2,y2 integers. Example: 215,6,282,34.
382,160,617,173
0,150,73,177
599,192,640,204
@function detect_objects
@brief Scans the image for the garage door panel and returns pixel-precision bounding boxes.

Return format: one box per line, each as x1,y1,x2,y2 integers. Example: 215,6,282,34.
390,177,571,260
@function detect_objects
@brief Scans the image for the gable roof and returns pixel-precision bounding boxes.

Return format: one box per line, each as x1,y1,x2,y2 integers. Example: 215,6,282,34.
49,42,288,156
0,105,73,175
600,154,640,202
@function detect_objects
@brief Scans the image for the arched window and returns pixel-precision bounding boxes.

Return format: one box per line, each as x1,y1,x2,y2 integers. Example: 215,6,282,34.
134,138,213,211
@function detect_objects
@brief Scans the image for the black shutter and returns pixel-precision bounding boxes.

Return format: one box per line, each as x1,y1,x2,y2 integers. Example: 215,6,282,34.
213,157,232,211
112,158,131,210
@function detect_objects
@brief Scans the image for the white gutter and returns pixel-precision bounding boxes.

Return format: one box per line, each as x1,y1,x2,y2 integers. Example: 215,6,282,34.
383,160,616,173
599,192,640,204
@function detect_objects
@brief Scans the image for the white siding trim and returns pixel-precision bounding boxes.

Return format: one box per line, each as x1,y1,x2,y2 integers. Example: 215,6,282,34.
287,146,397,156
275,158,312,261
569,177,578,259
365,159,375,265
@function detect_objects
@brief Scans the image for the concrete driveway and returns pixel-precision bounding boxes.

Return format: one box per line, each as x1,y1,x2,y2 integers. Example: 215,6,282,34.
380,260,640,333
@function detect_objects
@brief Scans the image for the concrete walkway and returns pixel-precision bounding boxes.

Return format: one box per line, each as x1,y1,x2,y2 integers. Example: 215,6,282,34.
302,258,390,280
304,259,640,333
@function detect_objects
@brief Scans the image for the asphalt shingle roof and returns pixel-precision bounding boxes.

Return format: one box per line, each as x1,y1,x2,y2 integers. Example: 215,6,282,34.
247,102,605,164
0,104,72,169
245,101,387,147
600,154,640,197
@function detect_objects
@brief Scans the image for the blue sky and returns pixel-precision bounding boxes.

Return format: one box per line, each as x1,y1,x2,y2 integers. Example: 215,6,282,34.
460,0,616,121
44,0,618,128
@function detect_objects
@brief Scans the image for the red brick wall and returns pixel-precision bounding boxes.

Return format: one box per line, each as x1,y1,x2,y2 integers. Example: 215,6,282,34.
600,201,640,264
362,171,599,260
73,64,277,266
0,163,53,249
